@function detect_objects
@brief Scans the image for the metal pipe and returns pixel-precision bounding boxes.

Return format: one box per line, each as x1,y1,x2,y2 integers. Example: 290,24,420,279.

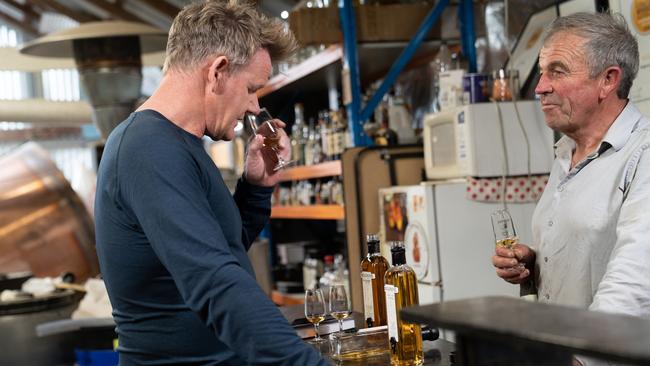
0,99,92,125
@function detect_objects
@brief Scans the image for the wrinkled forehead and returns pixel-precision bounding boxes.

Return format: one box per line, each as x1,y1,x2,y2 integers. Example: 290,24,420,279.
542,31,588,53
539,32,589,64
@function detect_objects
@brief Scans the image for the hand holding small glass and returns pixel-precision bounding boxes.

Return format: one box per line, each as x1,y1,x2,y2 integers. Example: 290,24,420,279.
304,289,327,343
491,209,525,272
328,284,350,337
245,108,294,171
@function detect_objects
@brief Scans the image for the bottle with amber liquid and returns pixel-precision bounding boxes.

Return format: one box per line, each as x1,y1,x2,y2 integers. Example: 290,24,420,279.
374,98,398,146
360,234,390,328
384,241,423,366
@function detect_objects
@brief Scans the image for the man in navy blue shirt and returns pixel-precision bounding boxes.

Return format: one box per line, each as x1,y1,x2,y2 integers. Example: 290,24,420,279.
94,1,328,365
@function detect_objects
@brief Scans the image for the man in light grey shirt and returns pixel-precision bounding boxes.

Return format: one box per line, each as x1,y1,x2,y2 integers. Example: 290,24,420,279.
493,12,650,366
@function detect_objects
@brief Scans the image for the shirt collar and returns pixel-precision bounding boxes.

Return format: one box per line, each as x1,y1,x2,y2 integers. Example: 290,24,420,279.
601,101,641,152
554,101,641,157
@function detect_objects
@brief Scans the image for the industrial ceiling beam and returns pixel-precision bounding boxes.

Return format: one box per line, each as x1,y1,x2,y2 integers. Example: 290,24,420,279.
0,11,39,37
1,0,41,20
133,0,180,19
81,0,155,25
29,0,98,23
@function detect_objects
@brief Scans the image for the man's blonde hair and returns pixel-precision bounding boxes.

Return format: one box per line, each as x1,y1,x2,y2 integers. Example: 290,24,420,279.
163,0,298,74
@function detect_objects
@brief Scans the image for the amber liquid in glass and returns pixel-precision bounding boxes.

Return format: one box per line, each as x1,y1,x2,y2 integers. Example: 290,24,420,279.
306,315,325,324
263,135,280,149
331,311,350,320
496,237,518,249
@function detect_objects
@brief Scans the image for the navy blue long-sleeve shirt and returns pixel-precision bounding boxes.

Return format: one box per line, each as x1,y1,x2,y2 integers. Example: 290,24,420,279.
95,110,327,365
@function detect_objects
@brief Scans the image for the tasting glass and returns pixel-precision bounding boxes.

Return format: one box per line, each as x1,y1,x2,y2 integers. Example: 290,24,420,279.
245,108,294,171
304,289,327,343
328,284,350,337
490,209,525,270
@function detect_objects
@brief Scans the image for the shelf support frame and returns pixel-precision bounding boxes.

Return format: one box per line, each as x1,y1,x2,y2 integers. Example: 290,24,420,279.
338,0,369,146
358,0,450,124
338,0,477,146
459,0,478,73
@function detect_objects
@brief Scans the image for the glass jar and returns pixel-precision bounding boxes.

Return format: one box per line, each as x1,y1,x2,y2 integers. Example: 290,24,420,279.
491,69,519,101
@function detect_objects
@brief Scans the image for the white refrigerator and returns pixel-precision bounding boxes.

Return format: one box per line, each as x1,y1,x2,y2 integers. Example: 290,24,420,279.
378,181,538,306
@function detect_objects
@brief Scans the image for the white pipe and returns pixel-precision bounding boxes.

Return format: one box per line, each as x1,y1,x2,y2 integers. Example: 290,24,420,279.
0,99,93,126
0,47,165,71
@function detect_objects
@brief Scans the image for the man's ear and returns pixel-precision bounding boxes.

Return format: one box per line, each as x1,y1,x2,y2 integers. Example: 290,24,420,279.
600,66,622,100
207,56,229,93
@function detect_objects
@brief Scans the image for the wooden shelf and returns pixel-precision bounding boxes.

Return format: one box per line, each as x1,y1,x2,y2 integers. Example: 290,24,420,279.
271,290,304,305
258,41,447,104
271,204,344,220
278,160,342,182
258,45,343,98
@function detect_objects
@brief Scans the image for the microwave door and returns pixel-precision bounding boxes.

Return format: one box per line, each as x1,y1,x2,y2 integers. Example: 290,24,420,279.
424,108,465,180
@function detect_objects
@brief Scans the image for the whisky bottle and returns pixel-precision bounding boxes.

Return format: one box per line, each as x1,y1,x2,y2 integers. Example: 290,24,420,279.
384,241,423,366
360,234,390,328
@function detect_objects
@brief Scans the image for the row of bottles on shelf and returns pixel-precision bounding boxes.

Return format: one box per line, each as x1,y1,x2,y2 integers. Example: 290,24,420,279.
363,84,415,146
432,42,519,110
273,177,344,206
360,234,424,365
290,104,351,167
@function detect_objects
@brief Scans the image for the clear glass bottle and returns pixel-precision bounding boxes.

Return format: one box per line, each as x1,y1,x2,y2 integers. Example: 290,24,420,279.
318,111,330,162
319,254,335,300
360,234,390,328
384,241,423,366
291,104,306,165
332,253,350,300
430,42,453,113
330,176,344,206
329,110,346,161
304,118,318,166
302,255,323,291
312,119,323,165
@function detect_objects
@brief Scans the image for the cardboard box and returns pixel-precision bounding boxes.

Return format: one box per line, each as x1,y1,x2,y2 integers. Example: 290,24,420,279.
289,3,485,45
357,3,443,42
289,6,342,46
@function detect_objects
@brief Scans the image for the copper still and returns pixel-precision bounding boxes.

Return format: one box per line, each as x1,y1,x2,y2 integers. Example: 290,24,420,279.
0,142,99,281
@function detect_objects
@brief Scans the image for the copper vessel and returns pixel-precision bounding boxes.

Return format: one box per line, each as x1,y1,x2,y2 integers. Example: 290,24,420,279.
0,142,99,281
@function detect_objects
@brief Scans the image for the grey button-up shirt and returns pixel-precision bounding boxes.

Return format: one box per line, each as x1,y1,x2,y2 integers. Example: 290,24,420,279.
531,102,650,317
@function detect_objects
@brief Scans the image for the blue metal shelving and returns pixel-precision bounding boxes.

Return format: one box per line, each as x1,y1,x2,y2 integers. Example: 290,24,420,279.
337,0,477,146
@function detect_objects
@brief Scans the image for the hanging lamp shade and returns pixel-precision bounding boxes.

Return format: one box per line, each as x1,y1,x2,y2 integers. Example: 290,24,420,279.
20,21,168,58
19,21,168,139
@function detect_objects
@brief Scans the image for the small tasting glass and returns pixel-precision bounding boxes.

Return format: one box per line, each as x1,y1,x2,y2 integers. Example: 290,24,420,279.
245,108,294,171
304,288,327,343
491,209,525,271
328,284,350,337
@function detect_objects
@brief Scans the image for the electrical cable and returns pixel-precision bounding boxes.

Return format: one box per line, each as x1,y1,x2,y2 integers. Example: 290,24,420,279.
506,0,534,200
502,0,534,206
494,100,508,210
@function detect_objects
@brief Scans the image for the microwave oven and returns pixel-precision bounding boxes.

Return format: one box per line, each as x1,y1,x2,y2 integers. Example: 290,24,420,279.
423,101,555,180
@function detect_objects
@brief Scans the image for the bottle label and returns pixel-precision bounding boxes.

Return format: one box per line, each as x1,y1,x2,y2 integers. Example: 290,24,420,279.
385,284,399,342
361,271,375,322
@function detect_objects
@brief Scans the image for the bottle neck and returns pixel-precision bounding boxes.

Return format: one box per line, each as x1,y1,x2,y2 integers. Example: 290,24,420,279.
391,249,406,266
367,241,380,256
